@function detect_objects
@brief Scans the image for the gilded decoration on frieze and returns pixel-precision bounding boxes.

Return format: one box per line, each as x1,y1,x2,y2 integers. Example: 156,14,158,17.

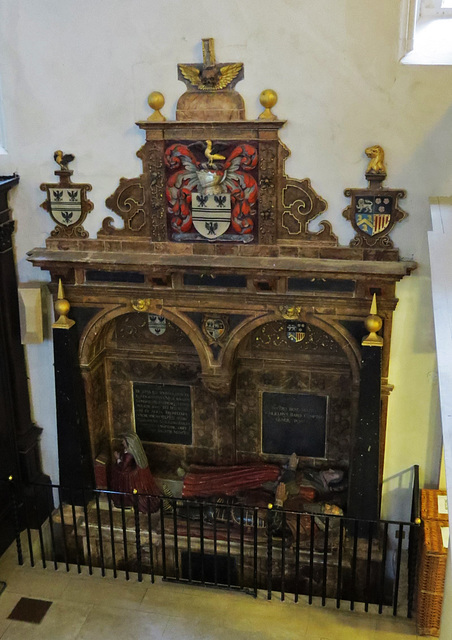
343,146,407,248
40,151,93,238
279,305,302,320
131,298,163,314
166,141,258,242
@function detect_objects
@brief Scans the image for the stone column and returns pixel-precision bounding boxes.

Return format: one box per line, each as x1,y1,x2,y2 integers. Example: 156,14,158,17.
347,295,383,522
52,281,94,500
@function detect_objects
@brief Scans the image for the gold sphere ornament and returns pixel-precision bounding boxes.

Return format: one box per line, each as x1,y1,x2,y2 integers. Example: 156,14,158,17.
147,91,166,122
148,91,165,111
258,89,278,121
53,279,75,329
260,89,278,109
54,298,70,318
362,293,383,347
364,314,383,334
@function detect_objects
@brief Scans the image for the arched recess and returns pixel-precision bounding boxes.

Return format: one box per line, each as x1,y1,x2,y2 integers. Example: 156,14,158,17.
220,310,362,386
77,303,238,473
227,312,361,468
78,303,211,370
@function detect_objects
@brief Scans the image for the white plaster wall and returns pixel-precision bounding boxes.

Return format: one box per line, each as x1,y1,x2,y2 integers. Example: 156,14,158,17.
0,0,451,514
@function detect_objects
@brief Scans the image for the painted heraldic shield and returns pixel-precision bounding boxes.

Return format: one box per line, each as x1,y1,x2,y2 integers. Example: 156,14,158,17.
286,321,306,343
203,317,227,343
49,188,82,227
192,193,231,239
354,195,393,237
148,314,166,336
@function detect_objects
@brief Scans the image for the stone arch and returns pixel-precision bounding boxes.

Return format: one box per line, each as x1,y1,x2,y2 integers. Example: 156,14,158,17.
220,310,361,385
78,303,211,371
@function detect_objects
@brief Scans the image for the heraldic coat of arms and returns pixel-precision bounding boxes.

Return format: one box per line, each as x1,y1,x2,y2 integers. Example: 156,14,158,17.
165,140,258,243
343,145,407,248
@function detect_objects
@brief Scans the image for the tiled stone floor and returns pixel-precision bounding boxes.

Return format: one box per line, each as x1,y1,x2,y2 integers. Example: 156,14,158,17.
0,537,422,639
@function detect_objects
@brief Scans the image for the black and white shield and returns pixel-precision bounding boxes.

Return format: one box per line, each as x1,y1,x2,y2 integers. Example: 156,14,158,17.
192,194,231,239
49,188,83,227
148,314,166,336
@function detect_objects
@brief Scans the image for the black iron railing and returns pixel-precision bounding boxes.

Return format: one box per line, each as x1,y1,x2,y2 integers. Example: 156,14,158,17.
5,465,421,617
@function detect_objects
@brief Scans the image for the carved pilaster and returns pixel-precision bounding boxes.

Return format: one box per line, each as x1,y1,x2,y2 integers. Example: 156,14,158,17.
138,140,167,241
258,143,278,244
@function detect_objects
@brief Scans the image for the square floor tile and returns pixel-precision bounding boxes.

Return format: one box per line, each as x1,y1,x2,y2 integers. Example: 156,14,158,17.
7,597,52,624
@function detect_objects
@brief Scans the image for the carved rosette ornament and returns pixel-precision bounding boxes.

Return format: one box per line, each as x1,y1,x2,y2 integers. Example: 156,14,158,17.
343,146,407,248
40,152,92,238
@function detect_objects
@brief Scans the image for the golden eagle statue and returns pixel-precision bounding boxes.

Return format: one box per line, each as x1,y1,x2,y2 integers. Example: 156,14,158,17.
179,62,243,91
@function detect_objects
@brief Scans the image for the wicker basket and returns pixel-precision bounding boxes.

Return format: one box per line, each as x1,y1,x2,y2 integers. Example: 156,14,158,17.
421,489,448,522
417,520,448,636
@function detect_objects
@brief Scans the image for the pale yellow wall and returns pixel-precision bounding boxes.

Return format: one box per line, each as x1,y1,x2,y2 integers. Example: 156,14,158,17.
0,0,451,509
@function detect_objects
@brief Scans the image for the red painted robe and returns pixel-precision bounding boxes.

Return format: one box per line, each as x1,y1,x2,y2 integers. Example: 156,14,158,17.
111,452,160,513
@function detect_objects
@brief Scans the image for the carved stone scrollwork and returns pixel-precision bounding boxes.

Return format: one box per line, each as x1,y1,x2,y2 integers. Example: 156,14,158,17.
280,178,337,244
99,176,147,236
258,143,277,244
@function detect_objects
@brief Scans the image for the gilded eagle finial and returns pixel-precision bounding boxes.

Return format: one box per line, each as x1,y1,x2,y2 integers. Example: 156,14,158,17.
178,38,244,92
179,62,243,92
